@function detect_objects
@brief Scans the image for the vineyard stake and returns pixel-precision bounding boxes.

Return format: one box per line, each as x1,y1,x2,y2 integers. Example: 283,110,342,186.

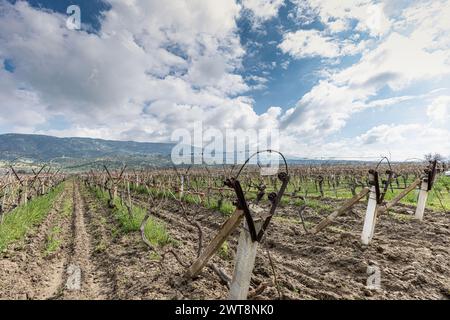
361,171,379,245
229,219,262,300
415,160,437,221
23,182,28,205
415,178,429,221
186,209,244,279
377,178,421,215
361,185,377,245
180,175,184,200
312,187,370,234
127,180,132,209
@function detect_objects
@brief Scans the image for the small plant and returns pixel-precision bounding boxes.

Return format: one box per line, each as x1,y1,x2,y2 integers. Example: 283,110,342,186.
218,241,231,260
44,226,62,256
148,251,161,261
62,195,73,217
94,241,107,253
143,217,174,247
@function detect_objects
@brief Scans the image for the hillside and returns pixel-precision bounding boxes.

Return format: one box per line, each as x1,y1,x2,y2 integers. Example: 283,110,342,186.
0,134,174,167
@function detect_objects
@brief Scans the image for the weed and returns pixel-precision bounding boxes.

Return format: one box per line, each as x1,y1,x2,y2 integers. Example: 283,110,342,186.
90,186,175,247
0,183,64,253
218,241,231,260
43,226,62,256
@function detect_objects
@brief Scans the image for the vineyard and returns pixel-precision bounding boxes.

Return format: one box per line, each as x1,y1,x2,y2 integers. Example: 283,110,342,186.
0,156,449,300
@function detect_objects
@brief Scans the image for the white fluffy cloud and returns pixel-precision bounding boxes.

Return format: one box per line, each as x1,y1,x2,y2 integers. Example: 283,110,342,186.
1,0,450,160
427,96,450,125
295,0,392,36
355,124,450,159
335,32,450,91
0,0,282,141
279,29,367,59
281,80,369,137
280,0,387,60
281,0,450,140
241,0,284,23
0,68,47,130
277,122,450,161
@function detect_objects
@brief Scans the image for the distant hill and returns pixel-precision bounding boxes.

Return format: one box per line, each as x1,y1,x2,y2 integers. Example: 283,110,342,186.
0,133,379,172
0,133,174,164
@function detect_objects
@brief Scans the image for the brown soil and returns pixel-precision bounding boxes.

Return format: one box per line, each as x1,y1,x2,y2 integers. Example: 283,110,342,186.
129,192,450,300
1,180,449,300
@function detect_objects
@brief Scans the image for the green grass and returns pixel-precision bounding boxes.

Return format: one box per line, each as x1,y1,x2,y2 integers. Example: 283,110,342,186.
44,226,62,256
90,186,175,247
273,216,314,229
204,198,235,216
383,176,450,212
44,181,73,256
0,183,64,253
128,175,450,214
293,198,333,214
62,194,73,218
130,182,236,216
286,176,450,213
181,193,202,205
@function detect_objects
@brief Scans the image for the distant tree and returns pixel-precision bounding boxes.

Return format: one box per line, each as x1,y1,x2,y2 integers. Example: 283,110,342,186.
424,153,444,162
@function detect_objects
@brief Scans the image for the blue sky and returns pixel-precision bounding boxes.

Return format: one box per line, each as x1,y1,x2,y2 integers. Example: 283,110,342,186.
1,0,450,160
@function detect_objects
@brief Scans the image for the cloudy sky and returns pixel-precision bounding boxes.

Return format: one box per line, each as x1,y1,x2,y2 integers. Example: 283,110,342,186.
1,0,450,160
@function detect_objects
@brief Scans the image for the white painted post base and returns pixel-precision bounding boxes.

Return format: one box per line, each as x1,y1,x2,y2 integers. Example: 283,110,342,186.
23,185,28,205
113,186,118,200
180,175,184,200
361,186,378,245
229,220,262,300
415,180,429,221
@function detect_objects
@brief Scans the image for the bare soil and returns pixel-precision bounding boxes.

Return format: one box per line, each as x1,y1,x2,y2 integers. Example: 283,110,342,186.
129,192,450,300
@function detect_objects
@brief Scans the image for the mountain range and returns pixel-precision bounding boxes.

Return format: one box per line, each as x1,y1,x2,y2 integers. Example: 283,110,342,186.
0,133,371,171
0,133,174,170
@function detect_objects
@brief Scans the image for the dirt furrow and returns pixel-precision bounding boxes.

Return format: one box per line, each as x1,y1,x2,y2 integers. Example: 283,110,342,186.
57,181,115,299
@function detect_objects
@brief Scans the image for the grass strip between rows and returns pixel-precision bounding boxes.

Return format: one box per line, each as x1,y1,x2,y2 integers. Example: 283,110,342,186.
0,183,65,253
89,185,177,248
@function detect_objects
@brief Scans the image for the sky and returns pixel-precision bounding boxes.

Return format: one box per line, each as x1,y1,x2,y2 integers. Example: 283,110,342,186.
0,0,450,160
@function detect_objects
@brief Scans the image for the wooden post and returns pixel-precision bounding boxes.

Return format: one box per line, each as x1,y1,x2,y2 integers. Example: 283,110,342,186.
361,185,377,245
312,187,370,234
361,171,378,246
378,178,421,215
229,220,262,300
415,179,429,221
186,209,244,279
